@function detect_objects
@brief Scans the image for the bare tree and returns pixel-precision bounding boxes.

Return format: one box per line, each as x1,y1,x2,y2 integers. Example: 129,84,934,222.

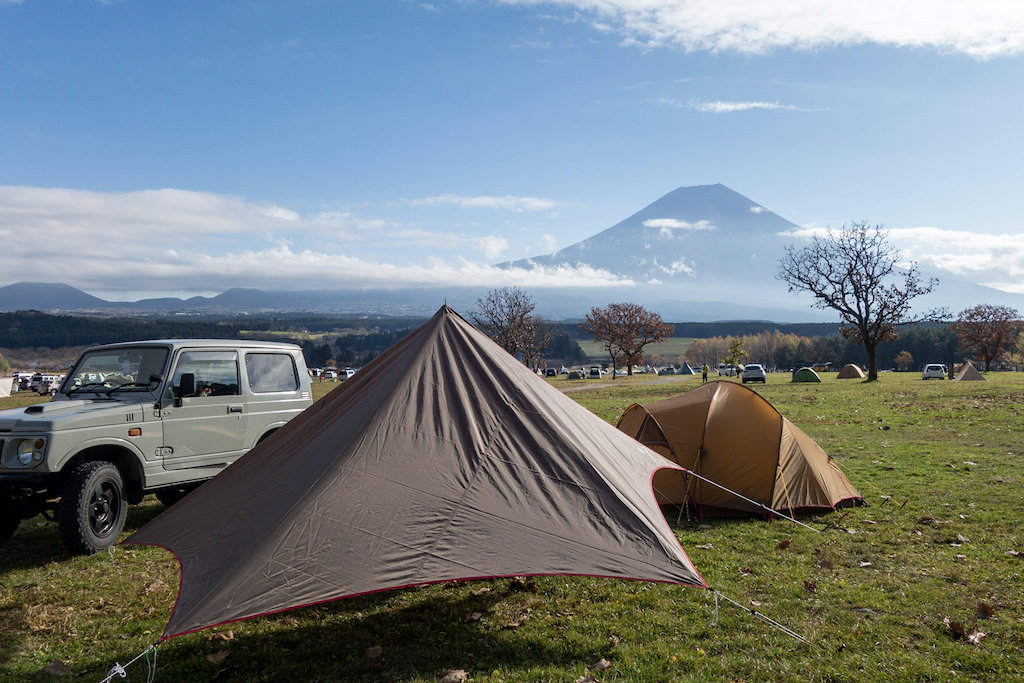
778,222,937,381
951,304,1021,371
471,287,537,358
581,303,674,377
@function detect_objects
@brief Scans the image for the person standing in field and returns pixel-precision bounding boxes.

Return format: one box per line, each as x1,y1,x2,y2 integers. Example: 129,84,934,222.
701,363,709,383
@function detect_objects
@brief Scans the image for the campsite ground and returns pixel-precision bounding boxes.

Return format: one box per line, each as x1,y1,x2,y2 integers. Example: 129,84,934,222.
1,372,1022,681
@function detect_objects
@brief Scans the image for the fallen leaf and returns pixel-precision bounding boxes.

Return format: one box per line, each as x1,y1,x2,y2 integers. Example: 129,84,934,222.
977,602,996,618
439,669,469,683
917,517,935,525
575,677,599,683
471,586,491,596
206,651,229,664
967,630,987,645
608,634,621,646
956,533,970,543
738,567,753,576
803,580,817,593
205,630,234,641
749,600,762,607
699,524,712,530
963,461,979,466
365,646,382,660
591,658,612,671
696,543,713,550
503,615,528,629
467,612,483,622
778,539,791,550
859,560,873,568
818,559,834,570
43,659,72,676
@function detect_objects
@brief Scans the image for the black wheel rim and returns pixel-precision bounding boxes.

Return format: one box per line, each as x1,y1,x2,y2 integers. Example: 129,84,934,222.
89,481,120,537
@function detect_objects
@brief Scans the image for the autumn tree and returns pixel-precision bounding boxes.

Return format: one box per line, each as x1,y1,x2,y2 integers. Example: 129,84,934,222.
581,303,673,377
951,304,1021,371
777,221,938,381
723,338,747,372
894,350,914,372
471,287,551,365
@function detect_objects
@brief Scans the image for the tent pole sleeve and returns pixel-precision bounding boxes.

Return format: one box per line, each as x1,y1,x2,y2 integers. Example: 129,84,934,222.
677,468,820,532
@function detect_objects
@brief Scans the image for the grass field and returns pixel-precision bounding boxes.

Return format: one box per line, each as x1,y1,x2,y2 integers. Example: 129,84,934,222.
2,372,1023,681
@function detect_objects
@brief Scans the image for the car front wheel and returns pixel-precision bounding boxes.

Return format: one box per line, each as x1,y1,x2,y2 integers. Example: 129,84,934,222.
58,461,127,555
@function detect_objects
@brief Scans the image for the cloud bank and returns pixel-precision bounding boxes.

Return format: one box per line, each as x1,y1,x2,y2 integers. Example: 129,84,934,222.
501,0,1024,58
0,186,625,300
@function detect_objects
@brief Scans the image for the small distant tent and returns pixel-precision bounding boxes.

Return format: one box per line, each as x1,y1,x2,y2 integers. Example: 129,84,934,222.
617,381,861,515
679,363,695,375
0,377,11,398
128,305,705,639
955,362,985,381
793,367,821,383
836,364,865,379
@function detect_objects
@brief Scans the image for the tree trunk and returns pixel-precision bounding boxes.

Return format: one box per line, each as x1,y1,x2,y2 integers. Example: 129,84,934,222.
865,343,879,381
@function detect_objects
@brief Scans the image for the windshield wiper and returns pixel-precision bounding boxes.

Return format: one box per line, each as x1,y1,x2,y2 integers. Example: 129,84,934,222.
66,382,109,396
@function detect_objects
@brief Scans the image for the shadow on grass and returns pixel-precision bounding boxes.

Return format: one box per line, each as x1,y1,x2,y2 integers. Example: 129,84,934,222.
0,500,167,574
82,587,608,681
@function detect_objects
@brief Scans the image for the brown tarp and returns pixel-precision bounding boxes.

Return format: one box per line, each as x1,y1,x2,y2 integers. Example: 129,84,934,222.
836,364,865,379
128,306,705,639
616,381,861,515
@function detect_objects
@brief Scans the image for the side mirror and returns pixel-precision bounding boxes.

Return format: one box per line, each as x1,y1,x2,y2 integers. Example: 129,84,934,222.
175,373,196,407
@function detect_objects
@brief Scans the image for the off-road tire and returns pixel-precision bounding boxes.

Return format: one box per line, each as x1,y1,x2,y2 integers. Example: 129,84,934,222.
58,461,127,555
0,510,19,542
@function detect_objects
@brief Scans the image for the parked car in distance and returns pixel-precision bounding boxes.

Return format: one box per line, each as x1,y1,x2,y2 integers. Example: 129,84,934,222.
659,366,675,375
544,368,557,377
587,366,604,379
741,363,767,383
922,363,947,379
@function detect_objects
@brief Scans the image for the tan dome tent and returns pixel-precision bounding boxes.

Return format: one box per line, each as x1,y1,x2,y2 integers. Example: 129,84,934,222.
836,364,865,379
616,381,861,516
128,306,705,639
955,362,985,381
792,367,821,383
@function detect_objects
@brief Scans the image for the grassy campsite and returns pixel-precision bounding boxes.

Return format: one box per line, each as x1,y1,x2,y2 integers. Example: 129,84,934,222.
1,371,1022,681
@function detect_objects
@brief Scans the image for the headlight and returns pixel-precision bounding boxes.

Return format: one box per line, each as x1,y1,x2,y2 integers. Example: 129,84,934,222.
15,438,45,466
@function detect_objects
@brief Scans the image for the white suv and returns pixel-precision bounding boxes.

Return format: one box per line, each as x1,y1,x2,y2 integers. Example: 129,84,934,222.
741,363,767,383
922,364,947,379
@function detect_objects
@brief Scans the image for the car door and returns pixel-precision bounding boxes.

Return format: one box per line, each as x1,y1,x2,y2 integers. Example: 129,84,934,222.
160,349,250,471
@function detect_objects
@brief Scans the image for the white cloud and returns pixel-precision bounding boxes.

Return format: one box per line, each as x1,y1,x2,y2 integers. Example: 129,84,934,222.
498,0,1024,58
750,206,766,213
777,223,1024,295
643,217,716,237
409,193,558,212
687,99,821,113
653,258,696,276
0,185,615,299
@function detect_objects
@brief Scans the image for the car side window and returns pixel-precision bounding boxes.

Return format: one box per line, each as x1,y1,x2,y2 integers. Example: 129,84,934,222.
170,351,240,398
245,353,299,393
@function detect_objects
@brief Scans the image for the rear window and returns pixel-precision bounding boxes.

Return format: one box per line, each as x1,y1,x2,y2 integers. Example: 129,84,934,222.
246,352,299,393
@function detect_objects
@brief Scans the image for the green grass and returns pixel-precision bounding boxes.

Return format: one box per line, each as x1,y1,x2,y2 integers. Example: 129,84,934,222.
3,373,1023,681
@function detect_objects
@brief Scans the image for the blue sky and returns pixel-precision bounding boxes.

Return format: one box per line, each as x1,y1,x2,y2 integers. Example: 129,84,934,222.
2,0,1024,301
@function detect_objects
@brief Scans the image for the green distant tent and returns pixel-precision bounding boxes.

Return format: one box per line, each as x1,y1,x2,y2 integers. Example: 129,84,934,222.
792,367,821,383
679,363,695,375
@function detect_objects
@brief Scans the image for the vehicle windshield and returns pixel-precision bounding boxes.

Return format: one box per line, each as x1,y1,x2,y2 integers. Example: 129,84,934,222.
61,347,170,395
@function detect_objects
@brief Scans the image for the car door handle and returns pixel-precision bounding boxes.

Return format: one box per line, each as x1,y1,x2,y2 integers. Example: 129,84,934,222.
228,405,244,414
